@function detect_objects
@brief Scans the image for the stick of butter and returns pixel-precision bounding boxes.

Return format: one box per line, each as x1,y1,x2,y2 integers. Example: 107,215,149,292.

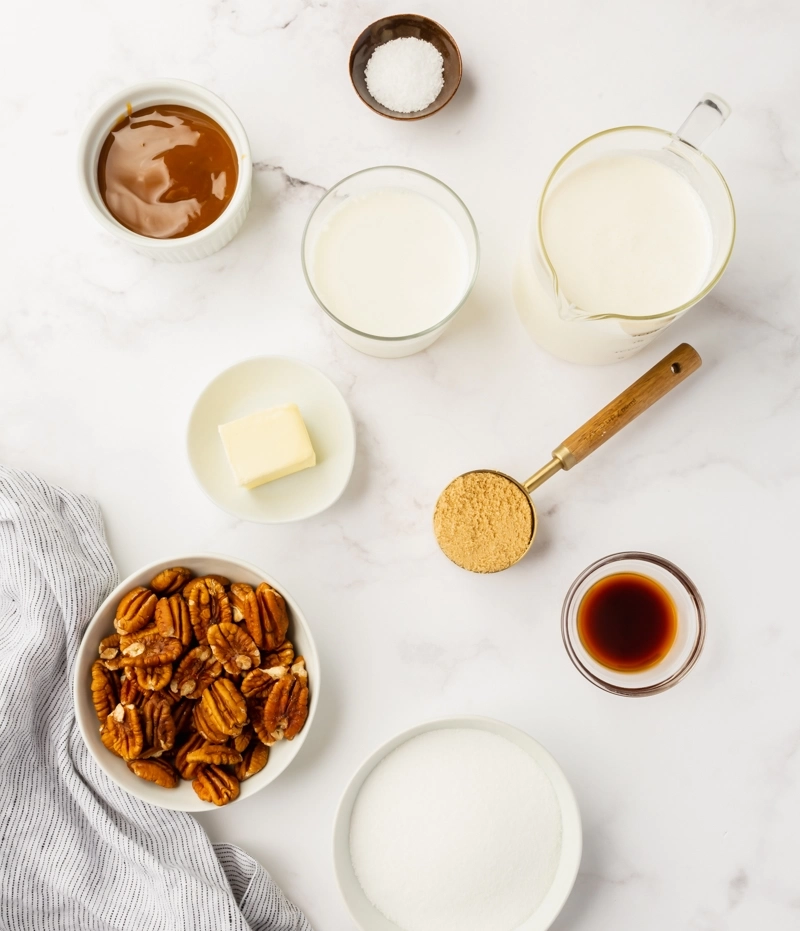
218,404,316,489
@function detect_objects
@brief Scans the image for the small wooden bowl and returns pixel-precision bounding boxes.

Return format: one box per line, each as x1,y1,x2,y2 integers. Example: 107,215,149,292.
349,14,462,120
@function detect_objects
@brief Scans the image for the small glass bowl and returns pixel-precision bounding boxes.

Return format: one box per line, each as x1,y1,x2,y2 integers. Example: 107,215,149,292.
562,552,705,697
301,165,479,358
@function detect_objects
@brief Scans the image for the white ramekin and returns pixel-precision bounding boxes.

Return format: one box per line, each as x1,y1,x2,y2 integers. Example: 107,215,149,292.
77,79,252,262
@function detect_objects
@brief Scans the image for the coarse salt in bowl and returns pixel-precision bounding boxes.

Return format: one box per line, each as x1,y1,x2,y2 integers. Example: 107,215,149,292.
333,716,582,931
365,37,444,114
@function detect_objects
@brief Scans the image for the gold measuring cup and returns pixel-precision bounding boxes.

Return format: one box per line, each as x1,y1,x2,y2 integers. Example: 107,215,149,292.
434,343,702,573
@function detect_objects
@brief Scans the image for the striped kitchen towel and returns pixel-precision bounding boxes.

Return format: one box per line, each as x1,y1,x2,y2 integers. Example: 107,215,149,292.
0,466,312,931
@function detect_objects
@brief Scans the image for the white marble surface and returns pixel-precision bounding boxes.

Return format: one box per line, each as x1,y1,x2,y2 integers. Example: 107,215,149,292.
3,0,799,927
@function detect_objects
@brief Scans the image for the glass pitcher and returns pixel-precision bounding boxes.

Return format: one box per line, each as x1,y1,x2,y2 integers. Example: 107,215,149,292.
513,95,736,365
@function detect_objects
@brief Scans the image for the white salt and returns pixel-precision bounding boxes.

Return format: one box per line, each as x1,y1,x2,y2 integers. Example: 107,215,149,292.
364,37,444,113
349,728,563,931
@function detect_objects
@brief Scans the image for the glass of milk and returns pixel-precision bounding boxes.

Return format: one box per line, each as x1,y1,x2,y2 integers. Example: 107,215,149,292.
302,166,479,358
514,95,736,365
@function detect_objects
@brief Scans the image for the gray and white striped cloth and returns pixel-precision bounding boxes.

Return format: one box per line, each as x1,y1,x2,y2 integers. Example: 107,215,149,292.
0,466,313,931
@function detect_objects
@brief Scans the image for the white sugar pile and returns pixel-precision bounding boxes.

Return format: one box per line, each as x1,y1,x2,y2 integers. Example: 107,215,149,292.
364,37,444,113
349,728,562,931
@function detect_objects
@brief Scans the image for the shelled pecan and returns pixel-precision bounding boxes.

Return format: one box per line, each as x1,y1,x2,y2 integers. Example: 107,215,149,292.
150,567,193,596
127,758,179,788
192,764,240,806
114,587,157,635
101,703,143,761
184,577,232,644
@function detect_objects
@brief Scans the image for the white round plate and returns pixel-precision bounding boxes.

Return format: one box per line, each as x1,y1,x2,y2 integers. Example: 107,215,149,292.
187,356,356,523
333,716,582,931
74,554,320,812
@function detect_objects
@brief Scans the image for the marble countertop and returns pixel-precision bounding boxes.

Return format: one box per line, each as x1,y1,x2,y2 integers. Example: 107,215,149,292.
3,0,799,927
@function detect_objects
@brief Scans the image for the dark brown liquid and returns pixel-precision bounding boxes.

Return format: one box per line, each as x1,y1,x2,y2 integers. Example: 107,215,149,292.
577,572,677,672
97,104,238,239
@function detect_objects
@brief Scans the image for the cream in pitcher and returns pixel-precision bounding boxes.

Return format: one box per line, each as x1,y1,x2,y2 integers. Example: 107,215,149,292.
514,95,735,365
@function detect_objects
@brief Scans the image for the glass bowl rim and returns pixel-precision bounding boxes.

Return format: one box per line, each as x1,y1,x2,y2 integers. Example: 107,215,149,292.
561,551,706,697
300,165,480,342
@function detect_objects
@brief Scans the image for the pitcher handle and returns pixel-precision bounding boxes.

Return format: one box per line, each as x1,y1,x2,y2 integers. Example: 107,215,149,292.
675,93,731,149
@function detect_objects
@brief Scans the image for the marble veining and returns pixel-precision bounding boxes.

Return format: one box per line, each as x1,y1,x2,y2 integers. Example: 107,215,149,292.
2,0,799,928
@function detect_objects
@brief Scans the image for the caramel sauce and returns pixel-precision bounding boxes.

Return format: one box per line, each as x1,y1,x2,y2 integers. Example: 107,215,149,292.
577,572,677,672
97,105,238,239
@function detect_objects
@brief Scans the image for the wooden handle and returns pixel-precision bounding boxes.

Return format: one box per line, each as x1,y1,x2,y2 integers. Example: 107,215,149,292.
556,344,702,468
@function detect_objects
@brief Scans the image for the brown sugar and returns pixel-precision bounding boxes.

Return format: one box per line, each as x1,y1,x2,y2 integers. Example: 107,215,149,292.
433,471,534,573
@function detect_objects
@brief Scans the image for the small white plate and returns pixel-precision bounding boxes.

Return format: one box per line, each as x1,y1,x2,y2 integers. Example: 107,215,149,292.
333,716,582,931
187,356,356,523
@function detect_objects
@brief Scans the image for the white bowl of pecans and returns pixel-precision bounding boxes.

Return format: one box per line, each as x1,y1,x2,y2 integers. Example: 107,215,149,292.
73,554,319,811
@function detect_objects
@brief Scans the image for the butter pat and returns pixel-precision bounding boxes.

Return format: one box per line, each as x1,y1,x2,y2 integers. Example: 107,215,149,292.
219,404,316,489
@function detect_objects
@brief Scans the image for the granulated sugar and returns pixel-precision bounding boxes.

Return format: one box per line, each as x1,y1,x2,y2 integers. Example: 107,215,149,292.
349,728,562,931
365,37,444,113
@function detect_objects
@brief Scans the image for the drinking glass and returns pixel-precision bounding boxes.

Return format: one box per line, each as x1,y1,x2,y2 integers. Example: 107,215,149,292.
302,166,479,358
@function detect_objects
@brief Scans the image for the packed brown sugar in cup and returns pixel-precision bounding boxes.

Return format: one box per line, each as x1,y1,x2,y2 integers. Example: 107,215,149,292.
434,471,533,573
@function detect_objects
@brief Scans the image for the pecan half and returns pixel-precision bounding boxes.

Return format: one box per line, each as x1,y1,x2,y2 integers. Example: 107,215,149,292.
128,758,179,788
241,669,283,745
119,627,182,668
262,673,295,741
114,587,157,635
233,727,253,754
255,583,289,651
192,765,240,806
91,660,119,723
184,578,232,644
240,665,286,700
186,743,242,766
196,679,247,739
230,583,288,651
208,622,260,676
291,656,308,684
135,664,172,692
248,696,272,746
174,733,205,780
170,645,221,699
261,640,294,669
234,743,269,782
120,670,146,707
150,567,193,596
140,694,176,758
101,703,143,761
229,582,258,625
284,658,309,741
193,701,230,743
171,697,194,736
155,594,193,647
99,633,123,669
261,658,309,743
